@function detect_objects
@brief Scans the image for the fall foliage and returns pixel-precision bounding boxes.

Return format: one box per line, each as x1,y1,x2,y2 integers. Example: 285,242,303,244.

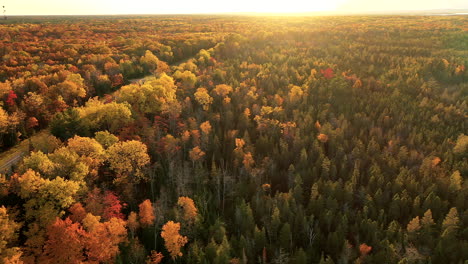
138,199,155,227
177,196,198,223
0,14,467,264
161,221,188,259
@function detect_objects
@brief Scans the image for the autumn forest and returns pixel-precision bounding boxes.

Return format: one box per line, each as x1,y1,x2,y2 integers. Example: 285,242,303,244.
0,15,467,264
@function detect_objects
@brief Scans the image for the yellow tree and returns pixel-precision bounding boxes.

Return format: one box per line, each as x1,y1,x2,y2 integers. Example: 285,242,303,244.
106,140,150,182
67,136,105,173
117,73,177,114
213,84,233,97
288,85,303,103
194,88,213,110
189,146,205,164
78,98,132,133
0,206,22,262
52,73,87,105
173,70,197,89
140,50,159,73
13,170,80,261
161,221,188,259
138,199,155,227
177,197,198,224
67,136,104,160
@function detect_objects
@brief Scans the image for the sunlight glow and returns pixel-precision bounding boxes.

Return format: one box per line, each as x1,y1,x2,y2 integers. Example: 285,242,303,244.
10,0,348,15
6,0,468,15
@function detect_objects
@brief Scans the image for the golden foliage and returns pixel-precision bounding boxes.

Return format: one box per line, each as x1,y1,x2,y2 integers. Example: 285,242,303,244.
138,199,155,227
200,121,212,135
78,98,132,133
235,138,245,150
161,221,188,259
189,146,205,162
106,140,150,181
68,203,87,223
146,251,164,264
243,152,255,170
127,212,139,235
177,197,198,223
0,206,21,260
454,134,468,153
288,85,303,103
67,136,105,165
407,216,421,233
352,79,362,89
194,88,213,111
214,84,233,97
85,217,127,263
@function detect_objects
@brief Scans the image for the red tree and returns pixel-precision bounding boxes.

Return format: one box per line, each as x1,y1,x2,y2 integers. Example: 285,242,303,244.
6,90,17,106
103,191,125,220
320,68,334,79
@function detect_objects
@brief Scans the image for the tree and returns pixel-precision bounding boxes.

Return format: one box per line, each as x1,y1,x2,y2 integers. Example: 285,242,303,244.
138,199,155,227
146,251,164,264
161,221,188,259
449,171,462,192
52,73,87,104
43,217,86,264
320,68,334,79
174,70,197,89
69,203,87,223
213,84,233,97
453,134,467,154
15,170,80,227
117,73,177,115
50,108,89,141
407,216,421,233
0,206,21,261
359,243,372,257
127,212,139,238
6,90,17,107
78,98,132,133
140,50,159,73
106,140,150,182
30,133,61,154
177,196,198,224
194,88,213,110
288,85,303,103
67,136,104,161
84,216,127,263
189,146,205,163
48,147,89,182
441,207,459,235
20,151,54,177
94,131,119,148
102,191,124,220
317,133,328,143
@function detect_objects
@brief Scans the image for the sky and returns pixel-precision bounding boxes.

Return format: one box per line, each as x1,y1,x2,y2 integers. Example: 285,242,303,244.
3,0,468,15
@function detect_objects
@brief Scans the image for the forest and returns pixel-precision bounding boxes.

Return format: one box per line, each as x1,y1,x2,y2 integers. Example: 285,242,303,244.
0,15,467,264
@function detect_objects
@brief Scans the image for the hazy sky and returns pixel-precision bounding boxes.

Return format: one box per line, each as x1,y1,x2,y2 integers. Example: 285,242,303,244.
3,0,468,15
